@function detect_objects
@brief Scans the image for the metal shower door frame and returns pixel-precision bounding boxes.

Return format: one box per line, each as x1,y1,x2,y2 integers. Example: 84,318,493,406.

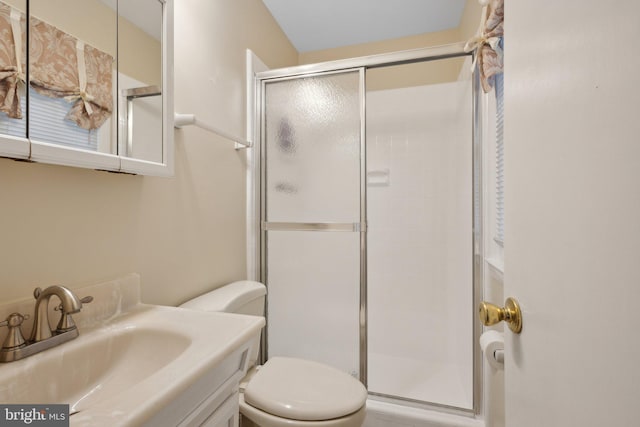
252,42,483,416
258,67,368,384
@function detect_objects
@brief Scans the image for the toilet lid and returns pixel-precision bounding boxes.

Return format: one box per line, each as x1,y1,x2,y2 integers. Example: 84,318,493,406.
243,357,367,421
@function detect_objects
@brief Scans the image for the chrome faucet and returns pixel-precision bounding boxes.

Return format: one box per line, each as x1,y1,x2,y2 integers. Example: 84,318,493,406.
0,285,91,363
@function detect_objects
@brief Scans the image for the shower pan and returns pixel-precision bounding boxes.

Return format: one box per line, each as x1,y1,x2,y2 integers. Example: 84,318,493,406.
252,43,483,417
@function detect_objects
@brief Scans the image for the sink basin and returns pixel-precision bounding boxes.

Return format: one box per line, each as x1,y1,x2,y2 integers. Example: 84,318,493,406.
0,326,190,412
0,297,264,426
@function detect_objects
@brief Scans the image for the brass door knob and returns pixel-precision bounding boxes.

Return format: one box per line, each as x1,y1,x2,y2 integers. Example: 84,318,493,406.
479,297,522,333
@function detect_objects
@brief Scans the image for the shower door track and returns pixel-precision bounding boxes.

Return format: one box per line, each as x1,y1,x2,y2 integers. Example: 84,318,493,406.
256,42,469,80
252,41,483,416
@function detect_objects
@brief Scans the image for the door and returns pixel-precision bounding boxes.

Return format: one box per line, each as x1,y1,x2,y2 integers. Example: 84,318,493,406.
504,1,640,425
260,69,365,378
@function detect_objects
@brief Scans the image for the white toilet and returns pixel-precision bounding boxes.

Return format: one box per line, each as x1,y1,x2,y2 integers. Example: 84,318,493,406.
180,281,367,427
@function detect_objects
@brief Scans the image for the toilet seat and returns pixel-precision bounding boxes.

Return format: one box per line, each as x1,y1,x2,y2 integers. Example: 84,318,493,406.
240,394,366,427
243,357,367,422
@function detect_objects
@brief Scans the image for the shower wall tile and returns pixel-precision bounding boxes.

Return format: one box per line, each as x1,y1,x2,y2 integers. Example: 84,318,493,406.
366,80,472,407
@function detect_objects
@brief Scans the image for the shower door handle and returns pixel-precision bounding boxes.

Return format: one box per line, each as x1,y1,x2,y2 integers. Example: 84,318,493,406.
479,297,523,333
262,222,364,232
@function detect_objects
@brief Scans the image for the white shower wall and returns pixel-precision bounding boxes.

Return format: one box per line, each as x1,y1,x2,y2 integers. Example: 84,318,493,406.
366,78,473,409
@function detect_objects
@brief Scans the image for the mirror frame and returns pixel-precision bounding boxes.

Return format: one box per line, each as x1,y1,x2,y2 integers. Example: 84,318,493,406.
0,0,174,177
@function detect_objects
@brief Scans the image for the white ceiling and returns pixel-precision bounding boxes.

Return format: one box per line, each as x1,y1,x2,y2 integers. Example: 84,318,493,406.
261,0,467,53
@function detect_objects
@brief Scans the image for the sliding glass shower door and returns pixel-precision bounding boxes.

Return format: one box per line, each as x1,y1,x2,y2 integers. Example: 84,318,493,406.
365,58,474,410
261,70,365,378
258,49,478,413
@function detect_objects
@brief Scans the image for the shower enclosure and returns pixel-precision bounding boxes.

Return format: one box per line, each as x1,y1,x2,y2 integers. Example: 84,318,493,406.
252,44,482,414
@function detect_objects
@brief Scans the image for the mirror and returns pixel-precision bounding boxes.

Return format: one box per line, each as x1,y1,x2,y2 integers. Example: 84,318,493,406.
0,0,172,175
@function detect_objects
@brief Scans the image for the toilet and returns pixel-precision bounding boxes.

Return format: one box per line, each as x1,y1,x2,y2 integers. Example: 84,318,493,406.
180,281,367,427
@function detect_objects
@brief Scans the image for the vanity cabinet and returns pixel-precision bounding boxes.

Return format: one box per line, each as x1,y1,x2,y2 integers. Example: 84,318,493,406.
145,338,256,427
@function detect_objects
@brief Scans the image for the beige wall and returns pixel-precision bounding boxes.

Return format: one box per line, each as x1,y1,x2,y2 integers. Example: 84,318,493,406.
0,0,482,306
299,0,483,90
299,28,462,65
458,0,483,41
301,29,464,91
0,0,297,305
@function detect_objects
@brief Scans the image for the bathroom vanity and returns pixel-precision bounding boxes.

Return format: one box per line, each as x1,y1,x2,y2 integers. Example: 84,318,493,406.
0,274,265,426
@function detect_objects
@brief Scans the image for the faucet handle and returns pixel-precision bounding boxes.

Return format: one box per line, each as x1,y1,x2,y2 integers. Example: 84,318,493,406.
0,313,30,349
54,295,93,312
55,295,93,332
80,296,94,305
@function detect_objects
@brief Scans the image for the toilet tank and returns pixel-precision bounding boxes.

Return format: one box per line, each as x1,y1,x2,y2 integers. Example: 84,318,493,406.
180,281,266,368
179,281,266,316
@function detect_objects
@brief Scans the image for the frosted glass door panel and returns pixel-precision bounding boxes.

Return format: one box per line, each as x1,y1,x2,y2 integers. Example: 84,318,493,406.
366,59,473,409
264,72,361,223
263,70,363,379
267,231,360,377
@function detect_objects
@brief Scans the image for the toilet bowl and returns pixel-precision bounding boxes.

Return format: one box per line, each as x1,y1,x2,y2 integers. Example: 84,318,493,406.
180,281,367,427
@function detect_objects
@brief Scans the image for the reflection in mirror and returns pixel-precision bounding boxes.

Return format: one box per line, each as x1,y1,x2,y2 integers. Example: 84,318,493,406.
0,0,26,139
0,0,170,173
116,0,163,164
29,0,117,154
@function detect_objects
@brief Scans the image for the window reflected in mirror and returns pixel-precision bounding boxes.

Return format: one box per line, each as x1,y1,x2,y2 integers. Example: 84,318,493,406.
29,0,117,153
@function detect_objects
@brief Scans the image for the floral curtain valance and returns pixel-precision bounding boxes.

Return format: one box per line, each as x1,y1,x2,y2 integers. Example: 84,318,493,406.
464,0,504,93
0,1,113,130
30,16,113,130
0,3,25,119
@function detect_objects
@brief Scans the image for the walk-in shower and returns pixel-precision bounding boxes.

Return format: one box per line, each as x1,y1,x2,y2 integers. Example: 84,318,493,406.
251,43,482,419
